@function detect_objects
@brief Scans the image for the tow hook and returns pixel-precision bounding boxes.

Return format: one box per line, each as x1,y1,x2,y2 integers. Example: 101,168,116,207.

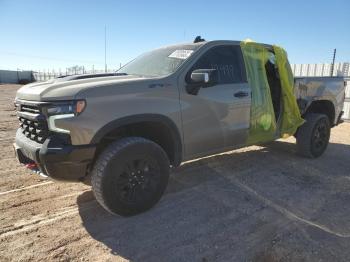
25,163,48,178
25,163,37,169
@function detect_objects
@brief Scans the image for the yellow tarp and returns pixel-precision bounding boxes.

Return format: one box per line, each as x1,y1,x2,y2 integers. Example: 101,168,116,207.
240,41,304,144
273,45,305,138
240,41,277,144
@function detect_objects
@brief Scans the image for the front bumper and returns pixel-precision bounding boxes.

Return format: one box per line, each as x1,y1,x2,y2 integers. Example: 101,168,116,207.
14,129,96,181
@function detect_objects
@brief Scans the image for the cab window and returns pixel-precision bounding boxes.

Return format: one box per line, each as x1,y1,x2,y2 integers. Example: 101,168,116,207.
188,45,247,84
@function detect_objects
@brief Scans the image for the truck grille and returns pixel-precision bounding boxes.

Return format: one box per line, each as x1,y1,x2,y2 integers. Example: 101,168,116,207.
20,104,41,114
17,103,49,144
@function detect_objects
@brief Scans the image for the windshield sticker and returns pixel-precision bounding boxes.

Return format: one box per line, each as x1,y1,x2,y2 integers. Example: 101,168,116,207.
168,50,193,60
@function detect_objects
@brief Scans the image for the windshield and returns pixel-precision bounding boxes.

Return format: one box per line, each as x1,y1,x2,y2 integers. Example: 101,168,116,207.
117,44,201,77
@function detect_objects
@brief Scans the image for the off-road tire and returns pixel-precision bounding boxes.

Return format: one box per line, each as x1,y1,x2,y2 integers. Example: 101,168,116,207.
91,137,170,216
296,113,330,158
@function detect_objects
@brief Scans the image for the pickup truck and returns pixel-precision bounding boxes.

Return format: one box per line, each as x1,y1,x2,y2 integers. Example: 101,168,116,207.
13,39,346,216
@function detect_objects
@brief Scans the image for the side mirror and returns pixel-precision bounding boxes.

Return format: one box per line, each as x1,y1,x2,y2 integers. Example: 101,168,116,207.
190,69,218,87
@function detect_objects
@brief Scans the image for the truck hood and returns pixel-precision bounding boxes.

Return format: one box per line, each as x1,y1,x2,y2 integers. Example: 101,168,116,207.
16,74,146,101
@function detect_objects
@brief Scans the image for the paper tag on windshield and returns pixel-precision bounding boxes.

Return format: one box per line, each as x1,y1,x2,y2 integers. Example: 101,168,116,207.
168,50,193,59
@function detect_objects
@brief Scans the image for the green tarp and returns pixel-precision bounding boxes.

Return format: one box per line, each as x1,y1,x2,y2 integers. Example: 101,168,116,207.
273,45,305,137
240,41,304,144
240,41,277,144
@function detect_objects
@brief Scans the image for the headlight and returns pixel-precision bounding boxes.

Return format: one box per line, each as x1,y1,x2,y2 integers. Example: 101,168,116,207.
45,100,86,134
46,100,86,116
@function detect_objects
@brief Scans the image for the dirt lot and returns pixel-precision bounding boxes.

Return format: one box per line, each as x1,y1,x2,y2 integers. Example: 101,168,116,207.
0,84,350,261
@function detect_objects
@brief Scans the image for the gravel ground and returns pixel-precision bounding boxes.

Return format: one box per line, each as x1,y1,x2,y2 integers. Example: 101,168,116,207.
0,84,350,261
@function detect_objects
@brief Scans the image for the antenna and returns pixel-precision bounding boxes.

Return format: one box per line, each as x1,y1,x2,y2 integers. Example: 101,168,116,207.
104,26,107,72
330,48,336,77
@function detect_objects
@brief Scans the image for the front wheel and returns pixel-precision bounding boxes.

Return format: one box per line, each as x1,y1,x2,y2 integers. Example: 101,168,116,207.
296,113,330,158
91,137,170,216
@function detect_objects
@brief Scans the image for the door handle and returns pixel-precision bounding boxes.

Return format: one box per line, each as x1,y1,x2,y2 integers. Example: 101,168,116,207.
234,91,249,98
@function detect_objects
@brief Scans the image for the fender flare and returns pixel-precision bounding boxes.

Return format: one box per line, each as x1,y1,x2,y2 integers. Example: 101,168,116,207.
302,98,336,124
91,114,183,166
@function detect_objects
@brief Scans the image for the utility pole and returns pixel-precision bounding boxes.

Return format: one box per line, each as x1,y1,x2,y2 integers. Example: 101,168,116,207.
330,48,336,77
104,26,107,72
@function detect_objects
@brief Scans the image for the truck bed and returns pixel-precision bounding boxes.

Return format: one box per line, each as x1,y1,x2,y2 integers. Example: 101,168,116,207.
294,76,346,125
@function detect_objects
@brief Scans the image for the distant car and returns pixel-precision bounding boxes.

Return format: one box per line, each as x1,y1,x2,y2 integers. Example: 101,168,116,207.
13,39,346,216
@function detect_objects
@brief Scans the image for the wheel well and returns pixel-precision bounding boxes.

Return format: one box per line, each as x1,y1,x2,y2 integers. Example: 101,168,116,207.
305,100,335,124
95,121,181,167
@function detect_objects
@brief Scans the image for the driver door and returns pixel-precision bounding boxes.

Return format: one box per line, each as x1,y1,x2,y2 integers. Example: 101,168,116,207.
180,44,251,159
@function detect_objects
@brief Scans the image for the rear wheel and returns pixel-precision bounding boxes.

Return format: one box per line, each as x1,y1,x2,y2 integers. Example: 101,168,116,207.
91,137,170,216
296,113,330,158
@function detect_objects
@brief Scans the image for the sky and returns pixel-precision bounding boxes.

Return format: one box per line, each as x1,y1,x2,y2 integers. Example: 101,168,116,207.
0,0,349,71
